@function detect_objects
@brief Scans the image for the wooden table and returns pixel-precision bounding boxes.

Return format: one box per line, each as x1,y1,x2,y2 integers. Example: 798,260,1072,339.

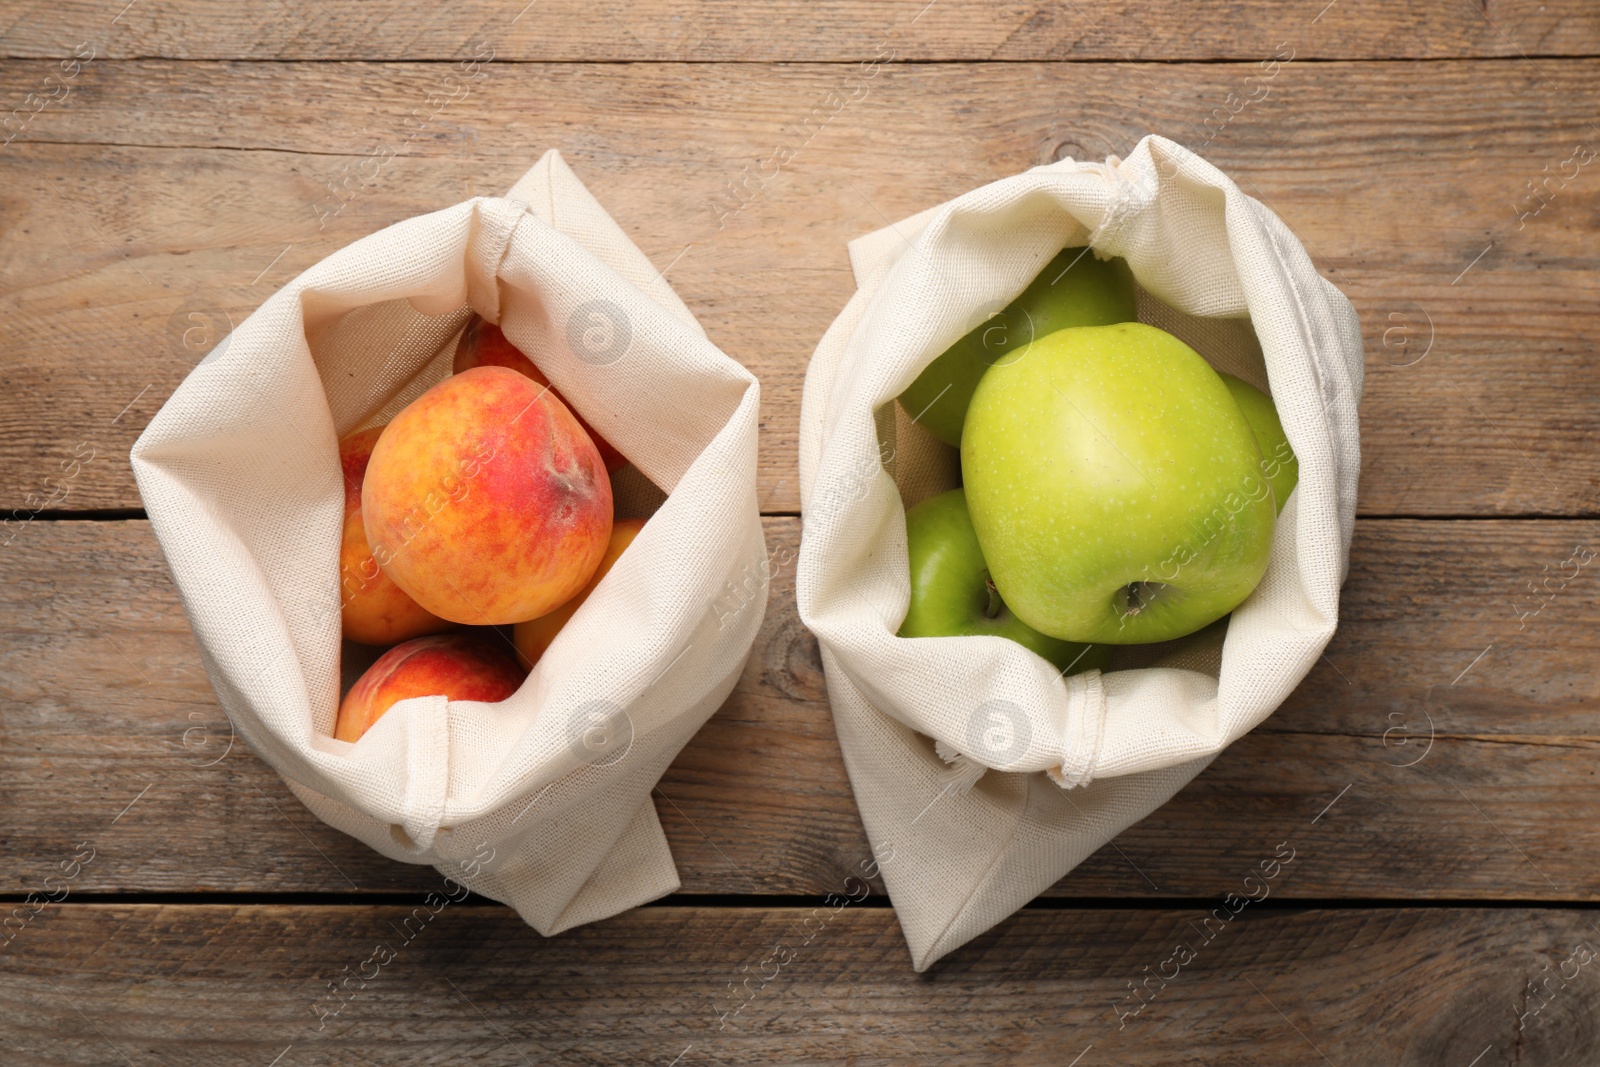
4,2,1598,1062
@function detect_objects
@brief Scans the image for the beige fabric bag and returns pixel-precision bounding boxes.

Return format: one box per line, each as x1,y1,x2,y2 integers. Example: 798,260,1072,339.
133,150,766,933
797,135,1363,969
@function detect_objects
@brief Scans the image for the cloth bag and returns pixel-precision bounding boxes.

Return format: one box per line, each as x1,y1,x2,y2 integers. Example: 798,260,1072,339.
132,150,766,933
797,135,1363,969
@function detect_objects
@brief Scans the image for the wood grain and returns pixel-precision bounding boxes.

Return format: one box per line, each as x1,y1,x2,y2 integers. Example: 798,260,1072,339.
3,903,1596,1064
2,1,1595,1060
1,0,1596,61
2,60,1597,515
3,517,1597,900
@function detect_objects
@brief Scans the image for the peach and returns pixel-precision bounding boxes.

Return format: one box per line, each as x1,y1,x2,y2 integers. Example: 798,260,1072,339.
454,317,628,474
339,426,382,512
513,517,645,667
337,425,454,645
335,633,525,743
362,365,614,626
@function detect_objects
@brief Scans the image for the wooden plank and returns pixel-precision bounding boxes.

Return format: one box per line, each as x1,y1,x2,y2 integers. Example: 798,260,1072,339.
2,903,1594,1062
2,0,1596,61
3,517,1597,900
2,60,1597,515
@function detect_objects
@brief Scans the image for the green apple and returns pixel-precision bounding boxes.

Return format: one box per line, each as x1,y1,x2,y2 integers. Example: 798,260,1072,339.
899,488,1108,674
1219,373,1298,514
962,322,1276,645
898,246,1137,447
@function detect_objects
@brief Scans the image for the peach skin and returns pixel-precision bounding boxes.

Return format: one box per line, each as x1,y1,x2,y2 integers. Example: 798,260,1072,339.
339,426,382,513
335,633,526,743
513,517,645,668
454,317,628,473
337,425,454,645
362,365,614,626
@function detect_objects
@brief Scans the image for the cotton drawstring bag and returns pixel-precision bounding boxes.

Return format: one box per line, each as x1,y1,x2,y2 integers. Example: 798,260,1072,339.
132,150,766,933
797,135,1363,969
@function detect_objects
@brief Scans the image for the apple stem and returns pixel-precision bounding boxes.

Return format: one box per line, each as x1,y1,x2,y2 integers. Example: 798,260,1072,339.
983,576,1004,620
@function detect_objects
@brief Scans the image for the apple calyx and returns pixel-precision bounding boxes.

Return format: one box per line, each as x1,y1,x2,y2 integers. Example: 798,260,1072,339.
1114,579,1176,631
1120,580,1157,616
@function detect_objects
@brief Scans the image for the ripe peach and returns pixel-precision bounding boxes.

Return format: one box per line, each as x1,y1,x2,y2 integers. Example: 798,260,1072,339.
513,518,645,668
362,365,614,626
335,633,525,743
454,317,628,473
337,426,453,646
339,426,381,512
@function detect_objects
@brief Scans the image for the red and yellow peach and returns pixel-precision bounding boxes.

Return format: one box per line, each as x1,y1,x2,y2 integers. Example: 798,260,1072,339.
361,365,614,626
337,426,454,646
335,633,526,743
